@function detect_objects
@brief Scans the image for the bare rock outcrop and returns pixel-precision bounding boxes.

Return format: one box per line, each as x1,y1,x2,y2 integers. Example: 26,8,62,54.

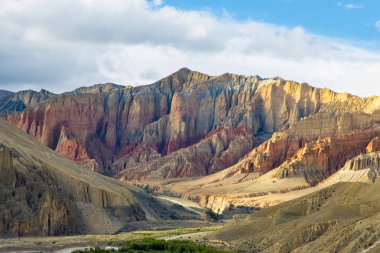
230,112,380,180
4,68,380,182
0,90,13,100
274,130,380,185
329,152,380,183
0,143,81,236
0,89,55,115
119,127,254,180
366,136,380,153
5,69,264,176
0,119,196,236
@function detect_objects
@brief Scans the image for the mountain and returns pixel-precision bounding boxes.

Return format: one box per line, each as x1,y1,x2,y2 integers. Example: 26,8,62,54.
5,68,265,175
0,118,194,236
210,180,380,252
3,68,380,214
0,89,55,115
4,68,380,252
0,90,14,101
118,78,380,182
163,112,380,213
6,68,372,178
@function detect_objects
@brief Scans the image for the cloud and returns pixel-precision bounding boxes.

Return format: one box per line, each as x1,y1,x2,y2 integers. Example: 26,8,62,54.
152,0,163,6
337,2,363,9
0,0,379,97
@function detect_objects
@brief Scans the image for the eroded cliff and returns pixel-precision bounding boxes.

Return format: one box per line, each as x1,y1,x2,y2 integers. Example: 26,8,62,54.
0,118,195,236
4,68,380,196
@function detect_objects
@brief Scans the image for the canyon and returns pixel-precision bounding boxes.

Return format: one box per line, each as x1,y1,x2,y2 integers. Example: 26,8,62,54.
0,118,195,236
2,68,380,239
4,68,380,183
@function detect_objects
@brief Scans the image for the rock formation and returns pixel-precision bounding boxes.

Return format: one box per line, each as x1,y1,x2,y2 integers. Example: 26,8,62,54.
326,152,380,183
0,89,55,115
3,68,380,186
0,118,195,236
0,90,14,101
119,127,255,180
0,143,81,236
210,182,380,252
5,69,265,175
273,130,380,185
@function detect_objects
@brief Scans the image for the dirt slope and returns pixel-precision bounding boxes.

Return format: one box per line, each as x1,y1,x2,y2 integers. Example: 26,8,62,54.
0,118,194,236
211,181,380,253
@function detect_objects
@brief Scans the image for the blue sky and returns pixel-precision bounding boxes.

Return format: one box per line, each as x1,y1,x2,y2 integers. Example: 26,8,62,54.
167,0,379,45
1,0,380,96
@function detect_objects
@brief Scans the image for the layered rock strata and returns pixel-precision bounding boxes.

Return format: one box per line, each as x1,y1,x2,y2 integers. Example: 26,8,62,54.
0,118,195,236
3,69,380,182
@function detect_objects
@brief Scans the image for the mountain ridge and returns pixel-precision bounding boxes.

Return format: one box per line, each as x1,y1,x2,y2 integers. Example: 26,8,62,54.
3,68,380,216
0,117,195,236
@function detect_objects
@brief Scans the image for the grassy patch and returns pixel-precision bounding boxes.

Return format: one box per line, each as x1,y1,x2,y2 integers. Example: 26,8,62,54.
72,238,232,253
130,226,222,238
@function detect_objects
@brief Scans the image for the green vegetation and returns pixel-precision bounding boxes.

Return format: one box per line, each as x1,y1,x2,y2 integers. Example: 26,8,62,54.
129,226,222,238
170,212,180,220
72,238,232,253
204,210,222,221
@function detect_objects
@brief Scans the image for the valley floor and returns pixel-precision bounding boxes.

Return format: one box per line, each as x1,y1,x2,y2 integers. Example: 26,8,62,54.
0,223,223,252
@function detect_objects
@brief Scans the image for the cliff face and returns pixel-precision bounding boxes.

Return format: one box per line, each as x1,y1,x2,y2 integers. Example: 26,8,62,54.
0,90,14,101
5,69,264,175
0,89,55,115
0,143,81,236
4,68,380,183
273,130,380,185
162,113,380,213
234,112,380,182
210,182,380,253
0,118,195,236
119,127,255,180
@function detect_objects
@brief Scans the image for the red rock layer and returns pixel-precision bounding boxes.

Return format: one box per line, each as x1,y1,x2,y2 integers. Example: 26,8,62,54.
4,68,380,180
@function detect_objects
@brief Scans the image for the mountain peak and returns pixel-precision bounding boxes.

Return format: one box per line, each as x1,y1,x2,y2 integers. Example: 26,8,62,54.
0,90,14,101
153,67,212,91
73,83,126,94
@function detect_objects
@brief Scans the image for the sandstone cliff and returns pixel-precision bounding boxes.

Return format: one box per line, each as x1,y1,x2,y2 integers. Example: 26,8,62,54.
211,182,380,253
325,152,380,183
0,90,13,100
0,142,81,236
6,69,265,176
0,118,195,236
157,110,380,213
4,68,380,184
0,89,55,115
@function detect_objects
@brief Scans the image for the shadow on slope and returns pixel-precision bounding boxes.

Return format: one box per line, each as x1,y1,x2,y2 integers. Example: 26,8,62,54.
211,181,380,253
0,118,196,236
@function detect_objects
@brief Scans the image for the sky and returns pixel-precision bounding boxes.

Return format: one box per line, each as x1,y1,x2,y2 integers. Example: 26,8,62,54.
0,0,380,97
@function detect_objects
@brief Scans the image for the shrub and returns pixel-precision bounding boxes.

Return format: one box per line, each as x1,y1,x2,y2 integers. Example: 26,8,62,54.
74,238,232,253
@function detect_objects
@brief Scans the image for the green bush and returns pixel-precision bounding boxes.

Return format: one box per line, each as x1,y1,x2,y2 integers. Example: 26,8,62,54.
170,212,181,220
73,238,232,253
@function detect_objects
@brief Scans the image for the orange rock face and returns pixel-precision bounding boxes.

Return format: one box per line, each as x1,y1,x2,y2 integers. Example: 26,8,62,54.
5,69,265,176
366,136,380,153
274,130,380,185
118,127,255,180
3,68,380,182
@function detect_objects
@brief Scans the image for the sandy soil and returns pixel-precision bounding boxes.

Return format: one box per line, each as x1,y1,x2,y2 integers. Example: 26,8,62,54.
0,223,222,252
76,201,125,235
156,195,204,215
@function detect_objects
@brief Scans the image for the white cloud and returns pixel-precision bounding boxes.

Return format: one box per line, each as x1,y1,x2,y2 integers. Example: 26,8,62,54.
0,0,379,97
152,0,163,6
337,2,363,9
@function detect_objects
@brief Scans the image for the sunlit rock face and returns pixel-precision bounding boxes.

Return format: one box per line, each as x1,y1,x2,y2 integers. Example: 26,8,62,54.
0,118,196,236
3,68,380,182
